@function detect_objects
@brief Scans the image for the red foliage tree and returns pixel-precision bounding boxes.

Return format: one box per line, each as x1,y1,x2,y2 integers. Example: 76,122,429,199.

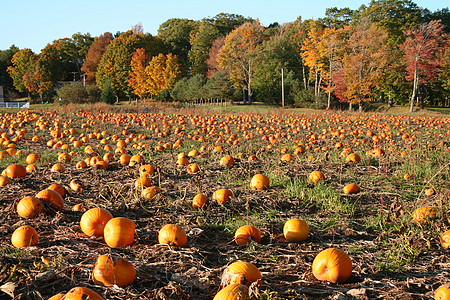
81,32,113,85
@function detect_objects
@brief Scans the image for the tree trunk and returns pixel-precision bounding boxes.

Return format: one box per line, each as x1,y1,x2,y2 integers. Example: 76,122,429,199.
409,68,418,112
302,65,307,89
359,102,363,112
388,94,392,108
349,102,353,111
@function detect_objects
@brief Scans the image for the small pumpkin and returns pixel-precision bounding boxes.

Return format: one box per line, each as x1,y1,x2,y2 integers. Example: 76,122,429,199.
308,171,325,184
76,161,88,169
187,163,200,173
345,153,361,163
0,175,11,186
312,248,352,283
440,230,450,249
221,261,262,287
63,286,104,300
2,164,27,178
192,193,208,209
177,156,189,166
141,186,159,199
235,225,261,245
343,183,360,194
51,163,66,173
249,174,270,191
220,155,235,167
26,164,38,173
212,189,233,203
92,255,136,287
103,217,135,248
404,173,411,180
80,208,113,237
425,187,436,197
280,153,293,162
213,283,249,300
158,224,187,247
139,164,155,176
11,225,38,247
36,189,64,210
26,153,41,165
412,206,437,222
17,196,43,219
435,284,450,300
135,175,152,189
283,218,309,242
70,179,85,192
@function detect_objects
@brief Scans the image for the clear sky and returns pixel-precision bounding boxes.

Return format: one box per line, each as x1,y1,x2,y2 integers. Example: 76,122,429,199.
1,0,446,53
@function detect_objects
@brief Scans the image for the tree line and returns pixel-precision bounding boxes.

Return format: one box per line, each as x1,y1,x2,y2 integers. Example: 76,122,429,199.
1,1,449,111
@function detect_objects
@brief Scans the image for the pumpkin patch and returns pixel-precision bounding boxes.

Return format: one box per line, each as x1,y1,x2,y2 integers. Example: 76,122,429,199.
0,106,448,299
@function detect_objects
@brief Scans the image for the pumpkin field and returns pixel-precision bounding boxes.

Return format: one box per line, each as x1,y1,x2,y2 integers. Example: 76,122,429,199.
0,103,449,300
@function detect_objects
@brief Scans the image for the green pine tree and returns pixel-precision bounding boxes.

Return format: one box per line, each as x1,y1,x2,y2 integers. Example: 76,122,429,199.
100,78,115,104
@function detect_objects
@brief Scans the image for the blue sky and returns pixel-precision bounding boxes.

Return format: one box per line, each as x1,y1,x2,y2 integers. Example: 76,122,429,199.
1,0,446,53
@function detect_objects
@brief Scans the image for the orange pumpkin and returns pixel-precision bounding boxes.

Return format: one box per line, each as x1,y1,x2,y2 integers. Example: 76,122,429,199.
213,283,249,300
280,153,293,162
435,284,450,300
440,230,450,249
2,164,27,178
119,154,131,165
312,248,352,283
187,163,200,173
212,189,233,203
343,183,360,194
51,163,66,173
63,287,104,300
192,193,208,209
48,183,66,198
158,224,187,247
17,196,43,219
345,153,361,163
139,164,155,176
221,261,262,287
141,186,159,199
104,217,135,248
249,174,270,191
26,164,38,173
92,255,136,287
425,187,436,197
76,161,88,169
412,206,437,222
0,175,11,186
308,171,325,184
235,225,261,245
283,218,309,242
26,153,41,165
80,208,113,237
11,225,38,247
36,189,64,210
220,155,235,167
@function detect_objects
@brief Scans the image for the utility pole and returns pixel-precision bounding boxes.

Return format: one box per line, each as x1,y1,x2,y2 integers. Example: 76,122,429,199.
281,68,285,108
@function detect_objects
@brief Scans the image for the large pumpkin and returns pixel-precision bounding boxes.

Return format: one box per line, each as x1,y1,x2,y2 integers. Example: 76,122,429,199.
103,217,135,248
36,189,64,210
213,283,249,300
345,153,361,163
220,155,235,167
26,153,41,165
249,174,270,191
158,224,187,247
92,255,136,287
80,208,113,237
11,225,38,248
283,218,309,242
221,261,262,286
234,225,261,245
48,183,66,198
63,286,104,300
435,284,450,300
2,164,27,178
312,248,352,283
0,175,11,186
17,196,43,219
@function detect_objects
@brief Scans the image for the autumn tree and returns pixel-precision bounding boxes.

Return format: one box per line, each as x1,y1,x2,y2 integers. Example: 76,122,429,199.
206,36,226,79
401,20,447,112
218,20,265,103
96,30,165,100
7,48,38,94
341,21,390,111
189,21,220,75
81,32,114,85
22,58,54,101
301,28,326,97
128,48,149,99
0,45,19,96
